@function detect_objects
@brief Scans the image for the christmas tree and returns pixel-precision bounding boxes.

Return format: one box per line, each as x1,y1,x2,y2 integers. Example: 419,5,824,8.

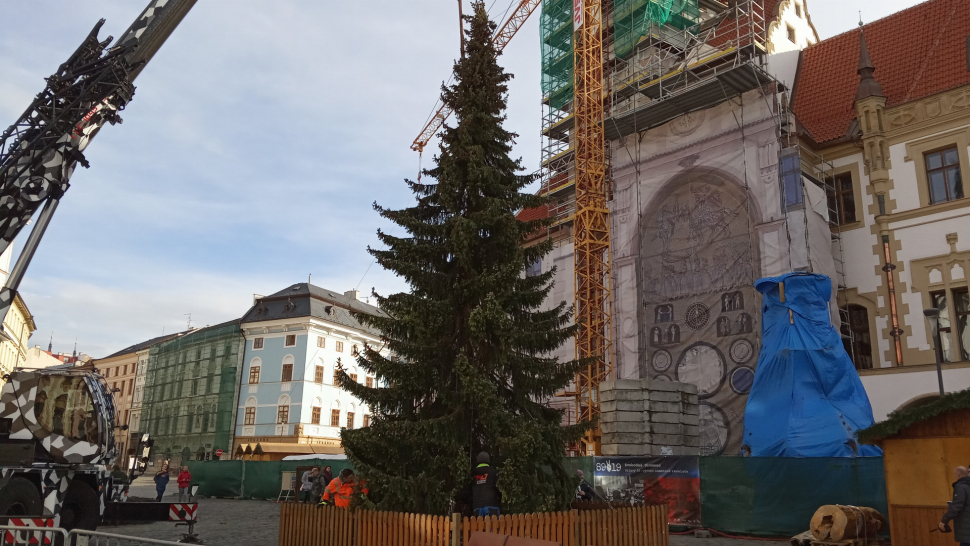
339,1,587,515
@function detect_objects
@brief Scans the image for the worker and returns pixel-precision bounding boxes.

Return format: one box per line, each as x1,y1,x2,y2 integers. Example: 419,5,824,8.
469,451,501,517
319,468,368,509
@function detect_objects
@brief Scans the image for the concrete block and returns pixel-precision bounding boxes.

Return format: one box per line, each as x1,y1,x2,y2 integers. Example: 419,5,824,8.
649,390,684,403
645,444,698,456
601,421,645,434
652,433,686,446
680,413,700,426
601,443,648,456
601,432,652,445
685,436,700,448
601,411,643,423
642,379,697,394
684,424,700,436
649,401,685,414
651,423,685,435
650,412,682,424
684,405,700,416
602,389,644,402
684,393,699,405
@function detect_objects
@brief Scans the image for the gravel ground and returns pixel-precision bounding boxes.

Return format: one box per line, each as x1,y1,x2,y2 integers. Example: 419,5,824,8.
102,479,788,545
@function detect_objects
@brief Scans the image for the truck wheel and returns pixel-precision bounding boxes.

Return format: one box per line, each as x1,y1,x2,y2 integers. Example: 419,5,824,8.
0,477,42,516
60,480,99,531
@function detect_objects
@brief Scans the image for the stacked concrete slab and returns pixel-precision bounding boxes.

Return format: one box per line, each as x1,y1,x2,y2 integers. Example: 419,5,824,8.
600,379,700,456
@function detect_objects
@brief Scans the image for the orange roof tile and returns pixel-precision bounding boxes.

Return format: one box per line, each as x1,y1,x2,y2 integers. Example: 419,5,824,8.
516,204,549,223
793,0,970,143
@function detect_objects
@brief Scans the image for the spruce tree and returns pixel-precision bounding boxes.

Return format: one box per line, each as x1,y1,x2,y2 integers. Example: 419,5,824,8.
338,2,586,515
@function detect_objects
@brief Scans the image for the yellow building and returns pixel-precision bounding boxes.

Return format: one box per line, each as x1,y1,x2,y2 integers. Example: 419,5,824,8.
0,294,36,388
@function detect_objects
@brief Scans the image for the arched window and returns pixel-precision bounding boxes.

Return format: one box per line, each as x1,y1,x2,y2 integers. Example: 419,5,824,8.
330,400,341,427
244,397,257,426
281,355,295,382
842,304,874,370
249,358,261,384
277,395,290,425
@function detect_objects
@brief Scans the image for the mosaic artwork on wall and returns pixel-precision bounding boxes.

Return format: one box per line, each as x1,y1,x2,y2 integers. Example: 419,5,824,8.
638,172,760,456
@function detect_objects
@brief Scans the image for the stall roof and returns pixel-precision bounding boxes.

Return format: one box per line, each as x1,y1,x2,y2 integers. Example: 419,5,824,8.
859,388,970,444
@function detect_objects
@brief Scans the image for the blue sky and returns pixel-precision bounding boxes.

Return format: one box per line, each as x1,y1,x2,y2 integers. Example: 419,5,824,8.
0,0,920,357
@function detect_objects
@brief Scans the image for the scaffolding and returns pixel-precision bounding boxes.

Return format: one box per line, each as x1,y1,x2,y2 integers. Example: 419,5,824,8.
139,320,244,467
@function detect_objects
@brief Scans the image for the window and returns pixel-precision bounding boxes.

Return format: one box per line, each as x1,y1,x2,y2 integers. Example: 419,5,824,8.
253,337,264,349
786,24,796,43
826,173,857,225
363,415,370,427
330,409,341,427
366,377,374,388
351,344,360,356
315,365,324,384
285,335,296,347
317,336,326,348
925,147,964,204
780,149,802,207
311,406,321,425
349,373,358,383
794,3,801,17
841,305,873,370
104,368,110,378
244,407,256,425
281,363,293,382
129,379,134,394
249,366,260,384
335,341,344,353
954,288,969,361
123,365,128,375
346,412,355,429
931,291,956,362
277,405,289,424
34,375,98,442
525,259,541,277
334,369,340,385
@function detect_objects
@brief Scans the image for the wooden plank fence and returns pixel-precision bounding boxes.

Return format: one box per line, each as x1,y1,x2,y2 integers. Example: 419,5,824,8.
279,503,668,546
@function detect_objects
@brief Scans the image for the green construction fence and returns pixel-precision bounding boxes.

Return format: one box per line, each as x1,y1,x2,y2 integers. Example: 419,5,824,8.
699,457,889,537
186,459,354,500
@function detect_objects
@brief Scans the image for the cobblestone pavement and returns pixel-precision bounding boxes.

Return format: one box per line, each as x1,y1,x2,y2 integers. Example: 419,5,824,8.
104,484,787,546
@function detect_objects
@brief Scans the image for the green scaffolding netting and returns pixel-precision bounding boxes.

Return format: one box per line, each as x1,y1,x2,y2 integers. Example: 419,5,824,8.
187,459,356,499
541,0,573,111
613,0,700,59
138,321,245,469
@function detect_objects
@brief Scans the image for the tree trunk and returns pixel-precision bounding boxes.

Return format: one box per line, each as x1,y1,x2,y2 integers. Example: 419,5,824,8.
810,505,886,541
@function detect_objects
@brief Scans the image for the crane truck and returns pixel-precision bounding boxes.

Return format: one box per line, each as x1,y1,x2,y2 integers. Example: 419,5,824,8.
0,0,200,537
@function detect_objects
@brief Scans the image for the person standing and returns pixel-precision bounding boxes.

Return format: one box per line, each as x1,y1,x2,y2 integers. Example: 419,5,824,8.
319,468,368,508
321,466,333,488
469,452,501,517
177,466,192,503
110,465,129,502
153,468,170,502
300,467,318,503
576,469,595,502
940,466,970,545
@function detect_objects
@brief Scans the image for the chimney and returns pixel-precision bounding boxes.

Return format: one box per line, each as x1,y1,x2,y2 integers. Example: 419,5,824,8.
253,294,264,306
344,289,361,301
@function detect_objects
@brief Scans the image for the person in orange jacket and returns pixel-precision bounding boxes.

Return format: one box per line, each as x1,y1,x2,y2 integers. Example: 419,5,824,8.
319,468,368,508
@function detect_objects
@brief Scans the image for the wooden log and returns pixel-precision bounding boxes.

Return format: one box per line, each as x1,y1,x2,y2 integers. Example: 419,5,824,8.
790,530,814,546
810,505,886,541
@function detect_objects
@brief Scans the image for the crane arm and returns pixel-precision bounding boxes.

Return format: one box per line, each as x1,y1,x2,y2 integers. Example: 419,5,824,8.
411,0,542,153
0,0,197,337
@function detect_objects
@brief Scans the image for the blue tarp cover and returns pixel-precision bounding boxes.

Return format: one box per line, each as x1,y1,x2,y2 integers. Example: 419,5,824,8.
742,273,880,457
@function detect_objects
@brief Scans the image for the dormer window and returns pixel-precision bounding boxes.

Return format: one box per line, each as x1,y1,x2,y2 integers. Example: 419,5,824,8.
787,24,796,43
794,3,802,17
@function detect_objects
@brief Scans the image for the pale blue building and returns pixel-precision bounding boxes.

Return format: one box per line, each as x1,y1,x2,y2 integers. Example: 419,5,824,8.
232,283,389,459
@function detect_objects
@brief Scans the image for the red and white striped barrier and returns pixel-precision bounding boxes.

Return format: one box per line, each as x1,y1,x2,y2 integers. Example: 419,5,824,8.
3,519,55,545
168,503,198,522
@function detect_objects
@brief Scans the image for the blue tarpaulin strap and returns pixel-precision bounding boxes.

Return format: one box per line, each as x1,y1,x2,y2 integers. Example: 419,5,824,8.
742,273,881,457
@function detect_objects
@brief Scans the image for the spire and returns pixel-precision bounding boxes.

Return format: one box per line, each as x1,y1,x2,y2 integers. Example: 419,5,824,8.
47,332,52,353
855,27,884,100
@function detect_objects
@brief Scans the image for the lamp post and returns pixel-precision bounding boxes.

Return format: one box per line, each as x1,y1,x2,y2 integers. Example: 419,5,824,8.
923,308,945,396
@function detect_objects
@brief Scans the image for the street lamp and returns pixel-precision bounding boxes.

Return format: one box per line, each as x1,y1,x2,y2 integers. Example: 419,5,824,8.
923,307,945,395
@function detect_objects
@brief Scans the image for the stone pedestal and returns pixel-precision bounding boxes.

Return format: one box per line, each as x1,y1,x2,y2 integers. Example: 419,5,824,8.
599,378,700,456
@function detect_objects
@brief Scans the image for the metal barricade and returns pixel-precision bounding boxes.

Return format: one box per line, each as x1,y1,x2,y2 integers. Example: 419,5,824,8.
67,530,186,546
0,524,67,546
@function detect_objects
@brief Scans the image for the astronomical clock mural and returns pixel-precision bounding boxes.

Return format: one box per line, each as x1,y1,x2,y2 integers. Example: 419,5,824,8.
637,172,759,456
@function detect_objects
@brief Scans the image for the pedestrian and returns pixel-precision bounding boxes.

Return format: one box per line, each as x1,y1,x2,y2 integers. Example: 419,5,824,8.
300,467,318,503
467,451,500,517
310,467,327,504
177,466,192,502
576,469,594,502
321,465,333,488
153,467,170,502
111,465,128,502
319,468,368,509
940,465,970,545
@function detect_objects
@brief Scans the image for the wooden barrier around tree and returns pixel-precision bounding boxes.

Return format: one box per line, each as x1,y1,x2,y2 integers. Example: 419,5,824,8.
278,504,669,546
